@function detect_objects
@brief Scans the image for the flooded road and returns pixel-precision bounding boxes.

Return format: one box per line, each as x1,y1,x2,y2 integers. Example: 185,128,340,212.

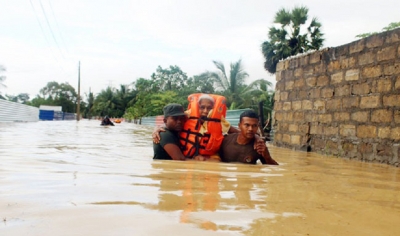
1,120,399,235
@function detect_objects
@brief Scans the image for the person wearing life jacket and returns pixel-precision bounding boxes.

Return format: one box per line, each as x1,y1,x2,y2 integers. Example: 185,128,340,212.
179,93,233,160
152,93,240,161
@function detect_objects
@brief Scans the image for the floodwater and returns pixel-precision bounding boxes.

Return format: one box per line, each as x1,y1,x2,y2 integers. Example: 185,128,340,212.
1,120,399,236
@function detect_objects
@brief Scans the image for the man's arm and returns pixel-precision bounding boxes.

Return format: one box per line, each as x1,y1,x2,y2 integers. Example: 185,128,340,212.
163,143,186,161
152,126,166,144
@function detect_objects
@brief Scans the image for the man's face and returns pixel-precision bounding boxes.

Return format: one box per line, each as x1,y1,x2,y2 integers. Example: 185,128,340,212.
164,115,187,132
199,99,213,118
238,117,259,139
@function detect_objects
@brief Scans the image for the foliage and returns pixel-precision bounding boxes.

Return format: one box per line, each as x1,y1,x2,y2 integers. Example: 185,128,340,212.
261,6,324,74
84,91,95,118
27,96,47,107
5,93,30,104
125,90,180,120
91,86,121,118
150,65,188,92
356,21,400,38
125,78,154,119
186,75,215,94
12,62,276,121
241,79,275,128
28,81,78,112
198,59,248,108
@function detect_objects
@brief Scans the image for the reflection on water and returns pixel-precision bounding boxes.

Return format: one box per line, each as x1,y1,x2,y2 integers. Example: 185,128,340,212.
0,120,400,236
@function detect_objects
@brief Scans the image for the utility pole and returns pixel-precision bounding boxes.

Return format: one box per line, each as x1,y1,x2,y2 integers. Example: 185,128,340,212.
88,87,92,120
77,61,81,121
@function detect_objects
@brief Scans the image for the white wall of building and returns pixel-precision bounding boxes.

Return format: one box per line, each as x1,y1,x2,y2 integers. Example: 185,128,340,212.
0,99,39,122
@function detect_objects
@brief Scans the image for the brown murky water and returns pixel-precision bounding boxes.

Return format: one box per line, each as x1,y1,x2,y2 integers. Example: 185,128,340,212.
1,120,399,235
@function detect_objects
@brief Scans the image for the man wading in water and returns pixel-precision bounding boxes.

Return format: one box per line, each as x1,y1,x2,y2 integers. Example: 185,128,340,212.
153,103,189,160
219,110,278,165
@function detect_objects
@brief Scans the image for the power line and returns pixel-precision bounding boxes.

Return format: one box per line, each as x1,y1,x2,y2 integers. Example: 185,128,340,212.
38,0,65,59
29,0,59,62
29,0,68,75
48,0,69,53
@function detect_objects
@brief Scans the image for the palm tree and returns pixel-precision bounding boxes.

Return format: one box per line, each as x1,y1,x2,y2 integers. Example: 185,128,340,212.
92,87,122,117
199,59,248,108
261,6,324,74
85,91,94,119
242,79,274,106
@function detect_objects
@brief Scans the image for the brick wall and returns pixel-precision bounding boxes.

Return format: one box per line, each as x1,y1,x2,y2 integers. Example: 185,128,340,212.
273,28,400,166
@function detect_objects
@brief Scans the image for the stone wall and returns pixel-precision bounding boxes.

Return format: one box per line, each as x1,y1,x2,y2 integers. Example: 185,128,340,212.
273,28,400,166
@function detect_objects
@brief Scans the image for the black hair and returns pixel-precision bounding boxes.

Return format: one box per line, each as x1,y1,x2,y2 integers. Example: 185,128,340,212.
239,110,258,122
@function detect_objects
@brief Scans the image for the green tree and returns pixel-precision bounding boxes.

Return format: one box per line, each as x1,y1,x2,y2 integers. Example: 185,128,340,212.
241,79,275,129
84,91,95,119
198,59,248,108
115,84,136,112
36,81,78,112
150,65,188,92
184,75,215,94
92,86,122,117
150,90,179,115
124,78,153,121
356,21,400,38
5,93,30,104
27,96,47,107
261,6,324,74
56,83,78,112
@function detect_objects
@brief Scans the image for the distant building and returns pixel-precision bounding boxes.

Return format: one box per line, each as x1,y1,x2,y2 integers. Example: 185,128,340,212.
39,105,63,120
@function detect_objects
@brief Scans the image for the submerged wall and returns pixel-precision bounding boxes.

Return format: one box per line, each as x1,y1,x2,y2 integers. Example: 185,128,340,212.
0,99,39,122
273,28,400,166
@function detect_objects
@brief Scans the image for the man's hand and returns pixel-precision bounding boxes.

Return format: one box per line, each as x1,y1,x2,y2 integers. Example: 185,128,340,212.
255,139,266,155
152,126,166,144
254,135,263,152
257,140,278,165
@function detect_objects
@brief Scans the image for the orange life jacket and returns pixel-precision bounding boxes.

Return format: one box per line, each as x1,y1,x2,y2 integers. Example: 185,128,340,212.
180,93,227,158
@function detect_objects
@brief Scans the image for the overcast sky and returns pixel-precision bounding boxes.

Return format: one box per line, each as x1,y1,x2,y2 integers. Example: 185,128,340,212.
1,0,399,98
